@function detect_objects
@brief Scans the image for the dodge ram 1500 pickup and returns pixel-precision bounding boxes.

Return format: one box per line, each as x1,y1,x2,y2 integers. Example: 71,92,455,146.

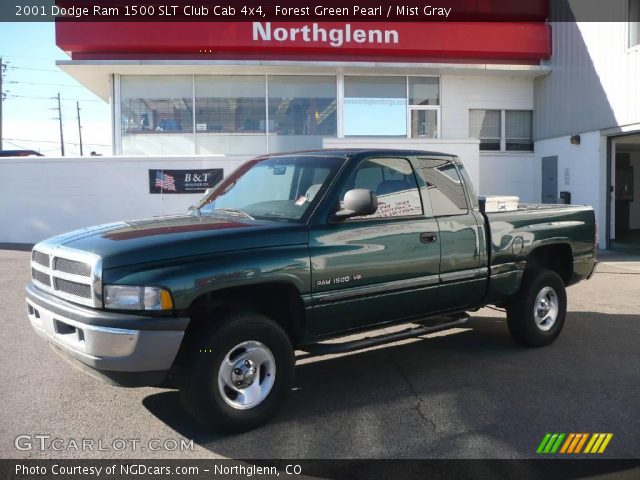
26,149,597,432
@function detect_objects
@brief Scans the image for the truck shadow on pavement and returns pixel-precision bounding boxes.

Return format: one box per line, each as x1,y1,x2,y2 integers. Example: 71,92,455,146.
142,312,640,459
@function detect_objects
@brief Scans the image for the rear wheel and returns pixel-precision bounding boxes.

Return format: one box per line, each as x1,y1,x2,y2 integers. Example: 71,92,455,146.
506,269,567,347
179,310,294,432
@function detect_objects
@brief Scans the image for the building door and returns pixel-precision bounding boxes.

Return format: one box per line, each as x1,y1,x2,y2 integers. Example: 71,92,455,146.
541,156,558,203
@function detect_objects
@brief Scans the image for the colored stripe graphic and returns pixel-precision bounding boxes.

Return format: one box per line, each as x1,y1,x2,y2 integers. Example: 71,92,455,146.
538,433,613,454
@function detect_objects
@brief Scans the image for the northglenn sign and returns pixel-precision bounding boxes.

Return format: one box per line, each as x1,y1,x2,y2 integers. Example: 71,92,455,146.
253,22,399,48
57,21,551,62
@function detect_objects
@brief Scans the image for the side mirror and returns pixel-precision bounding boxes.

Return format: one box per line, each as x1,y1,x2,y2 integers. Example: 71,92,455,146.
334,189,378,220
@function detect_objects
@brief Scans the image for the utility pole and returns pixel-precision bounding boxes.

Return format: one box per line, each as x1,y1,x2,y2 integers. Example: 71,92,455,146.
76,101,83,156
55,93,65,156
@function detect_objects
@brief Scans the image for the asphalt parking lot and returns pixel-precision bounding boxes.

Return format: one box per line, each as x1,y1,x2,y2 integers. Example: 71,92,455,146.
1,249,639,459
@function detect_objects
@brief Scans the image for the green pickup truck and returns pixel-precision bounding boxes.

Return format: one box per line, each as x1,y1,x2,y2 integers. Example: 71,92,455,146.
26,149,596,432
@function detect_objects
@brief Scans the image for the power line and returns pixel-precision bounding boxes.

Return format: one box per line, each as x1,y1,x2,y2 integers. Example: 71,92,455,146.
5,94,103,103
8,80,85,88
7,66,65,73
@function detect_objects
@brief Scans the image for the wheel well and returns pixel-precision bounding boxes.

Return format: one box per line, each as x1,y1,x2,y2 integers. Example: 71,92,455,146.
185,283,306,347
525,244,573,284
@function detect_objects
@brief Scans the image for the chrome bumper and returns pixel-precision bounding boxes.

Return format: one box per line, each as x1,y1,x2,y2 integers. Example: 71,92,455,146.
26,283,188,375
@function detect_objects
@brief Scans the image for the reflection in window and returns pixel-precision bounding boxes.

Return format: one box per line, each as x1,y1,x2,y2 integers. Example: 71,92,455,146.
342,157,422,219
343,77,407,136
195,76,265,133
418,158,468,216
411,109,438,138
121,76,193,134
268,76,337,151
409,77,439,106
469,109,501,151
194,76,266,155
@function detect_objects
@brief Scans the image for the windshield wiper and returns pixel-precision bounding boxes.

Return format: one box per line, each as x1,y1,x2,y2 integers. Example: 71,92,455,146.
213,208,255,220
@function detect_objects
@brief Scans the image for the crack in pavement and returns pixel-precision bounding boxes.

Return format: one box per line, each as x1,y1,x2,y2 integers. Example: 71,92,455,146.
387,351,437,431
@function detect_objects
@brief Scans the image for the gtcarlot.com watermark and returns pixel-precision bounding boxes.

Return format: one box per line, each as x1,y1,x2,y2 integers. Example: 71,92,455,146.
15,434,194,452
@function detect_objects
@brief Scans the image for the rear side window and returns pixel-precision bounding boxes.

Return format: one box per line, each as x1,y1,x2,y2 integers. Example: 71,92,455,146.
341,157,423,219
417,158,469,216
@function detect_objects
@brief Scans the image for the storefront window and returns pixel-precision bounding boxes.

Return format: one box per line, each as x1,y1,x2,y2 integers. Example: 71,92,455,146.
120,76,194,155
195,76,266,155
409,77,440,138
268,76,337,152
343,76,407,136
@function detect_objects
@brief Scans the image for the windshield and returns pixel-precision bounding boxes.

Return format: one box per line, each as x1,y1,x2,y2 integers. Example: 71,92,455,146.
199,155,343,221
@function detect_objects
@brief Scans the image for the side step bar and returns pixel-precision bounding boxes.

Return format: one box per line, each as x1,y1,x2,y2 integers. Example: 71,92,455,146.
298,314,470,358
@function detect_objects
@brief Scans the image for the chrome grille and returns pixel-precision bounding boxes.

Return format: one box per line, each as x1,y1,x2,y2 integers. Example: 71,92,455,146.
54,278,92,299
31,268,51,287
32,250,50,268
54,257,91,276
30,245,102,307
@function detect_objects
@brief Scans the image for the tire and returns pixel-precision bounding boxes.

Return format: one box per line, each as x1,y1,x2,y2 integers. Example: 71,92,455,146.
506,268,567,347
179,310,294,433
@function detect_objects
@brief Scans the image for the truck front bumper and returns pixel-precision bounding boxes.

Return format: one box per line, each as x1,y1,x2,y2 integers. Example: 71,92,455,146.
26,283,189,387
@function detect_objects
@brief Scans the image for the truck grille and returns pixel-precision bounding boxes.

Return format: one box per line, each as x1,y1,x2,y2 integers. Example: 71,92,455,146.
30,246,101,307
32,250,50,268
54,257,92,276
54,278,92,298
31,268,51,287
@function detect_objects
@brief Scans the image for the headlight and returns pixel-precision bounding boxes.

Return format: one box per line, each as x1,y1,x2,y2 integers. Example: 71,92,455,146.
104,285,173,311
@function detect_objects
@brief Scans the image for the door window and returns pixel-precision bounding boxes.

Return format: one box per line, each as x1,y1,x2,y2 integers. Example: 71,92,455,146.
417,158,469,216
341,158,423,219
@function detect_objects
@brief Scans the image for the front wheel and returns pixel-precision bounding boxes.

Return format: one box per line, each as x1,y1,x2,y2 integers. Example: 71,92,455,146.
179,311,294,433
506,269,567,347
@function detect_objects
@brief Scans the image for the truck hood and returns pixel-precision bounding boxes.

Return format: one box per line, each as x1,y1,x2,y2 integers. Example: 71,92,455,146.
46,214,308,269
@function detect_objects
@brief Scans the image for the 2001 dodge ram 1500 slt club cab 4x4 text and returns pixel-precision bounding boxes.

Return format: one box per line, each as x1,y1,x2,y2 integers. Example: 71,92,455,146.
26,149,597,432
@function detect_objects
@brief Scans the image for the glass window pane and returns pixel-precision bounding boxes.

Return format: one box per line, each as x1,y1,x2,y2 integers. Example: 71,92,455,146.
410,109,438,138
630,0,640,47
469,109,501,151
341,157,422,219
194,76,266,155
505,110,533,152
120,76,194,155
268,76,337,152
344,77,407,136
409,77,439,105
201,155,343,221
418,158,468,216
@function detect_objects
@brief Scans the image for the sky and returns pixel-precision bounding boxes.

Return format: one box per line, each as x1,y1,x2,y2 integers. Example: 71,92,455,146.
0,22,111,155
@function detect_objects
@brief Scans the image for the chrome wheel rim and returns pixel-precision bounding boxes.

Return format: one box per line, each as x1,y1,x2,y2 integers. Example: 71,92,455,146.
217,341,276,410
533,286,559,332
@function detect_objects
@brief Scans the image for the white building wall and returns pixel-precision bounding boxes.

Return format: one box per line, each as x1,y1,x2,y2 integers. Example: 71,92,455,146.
534,131,607,249
441,74,537,201
0,156,247,244
535,16,640,139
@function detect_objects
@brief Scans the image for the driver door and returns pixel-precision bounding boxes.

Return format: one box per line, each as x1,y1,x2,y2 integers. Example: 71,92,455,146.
309,156,441,337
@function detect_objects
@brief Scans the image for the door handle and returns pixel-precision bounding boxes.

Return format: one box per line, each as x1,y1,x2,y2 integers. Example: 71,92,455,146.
420,232,438,244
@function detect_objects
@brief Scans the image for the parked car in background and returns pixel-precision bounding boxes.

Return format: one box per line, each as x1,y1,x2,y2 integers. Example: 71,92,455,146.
0,150,44,157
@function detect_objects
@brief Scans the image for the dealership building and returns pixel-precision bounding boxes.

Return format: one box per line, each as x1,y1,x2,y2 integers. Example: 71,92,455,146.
50,0,640,249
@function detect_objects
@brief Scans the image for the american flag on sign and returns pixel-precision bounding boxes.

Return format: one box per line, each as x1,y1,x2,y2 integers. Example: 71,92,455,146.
155,171,176,192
